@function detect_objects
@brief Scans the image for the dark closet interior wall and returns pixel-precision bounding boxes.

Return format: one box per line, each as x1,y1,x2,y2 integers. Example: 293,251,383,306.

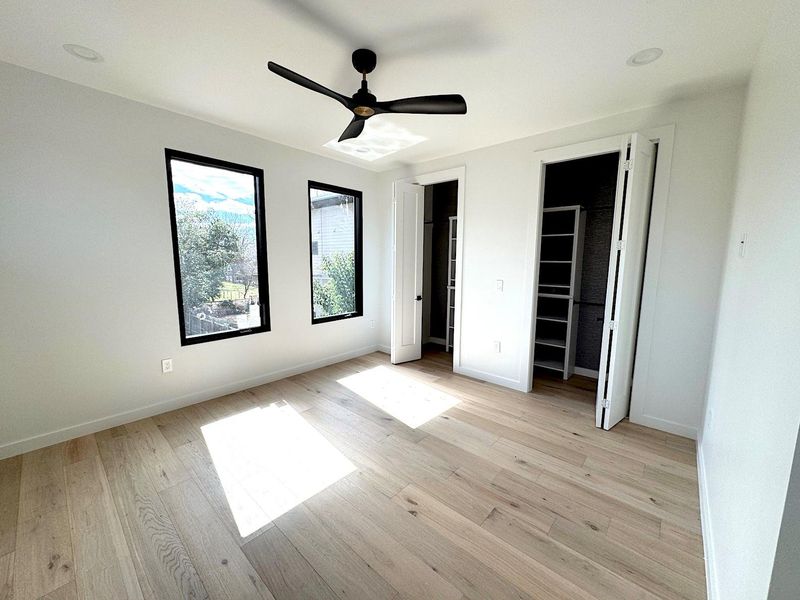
543,153,619,372
428,181,458,340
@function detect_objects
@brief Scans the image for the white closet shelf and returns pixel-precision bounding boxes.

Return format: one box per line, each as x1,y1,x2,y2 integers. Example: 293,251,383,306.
536,315,568,323
539,283,570,288
541,233,574,237
540,260,572,264
446,216,457,353
533,359,565,372
538,293,571,299
535,337,567,348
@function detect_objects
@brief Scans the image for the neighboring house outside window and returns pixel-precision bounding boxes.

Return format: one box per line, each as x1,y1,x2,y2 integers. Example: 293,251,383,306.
308,182,363,323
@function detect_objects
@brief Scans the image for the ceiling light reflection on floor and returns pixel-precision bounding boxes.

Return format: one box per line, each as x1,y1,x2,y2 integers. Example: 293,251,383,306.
337,366,459,428
201,402,355,537
324,120,426,161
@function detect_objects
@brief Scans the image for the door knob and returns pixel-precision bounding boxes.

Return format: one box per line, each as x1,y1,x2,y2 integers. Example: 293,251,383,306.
415,295,423,301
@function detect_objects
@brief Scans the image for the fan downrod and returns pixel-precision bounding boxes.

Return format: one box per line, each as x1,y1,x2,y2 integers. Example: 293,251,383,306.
352,49,377,75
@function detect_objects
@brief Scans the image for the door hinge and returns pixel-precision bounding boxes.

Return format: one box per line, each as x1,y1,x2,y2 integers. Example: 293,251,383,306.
601,399,610,409
615,240,625,251
623,160,633,171
608,320,616,331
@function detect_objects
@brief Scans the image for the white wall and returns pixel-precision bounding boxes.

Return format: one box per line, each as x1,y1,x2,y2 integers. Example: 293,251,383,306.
0,62,383,458
380,87,745,438
698,1,800,598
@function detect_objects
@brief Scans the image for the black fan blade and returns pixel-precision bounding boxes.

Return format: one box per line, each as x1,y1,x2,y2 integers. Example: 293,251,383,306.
338,116,366,142
375,94,467,115
267,61,351,109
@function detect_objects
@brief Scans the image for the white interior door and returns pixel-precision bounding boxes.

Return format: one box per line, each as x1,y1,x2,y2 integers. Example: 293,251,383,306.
391,182,424,364
596,133,656,429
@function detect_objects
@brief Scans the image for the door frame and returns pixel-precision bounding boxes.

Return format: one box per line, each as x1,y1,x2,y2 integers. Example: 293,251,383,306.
522,126,675,421
392,166,466,371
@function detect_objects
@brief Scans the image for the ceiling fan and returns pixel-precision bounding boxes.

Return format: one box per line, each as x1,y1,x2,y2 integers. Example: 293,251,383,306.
267,49,467,142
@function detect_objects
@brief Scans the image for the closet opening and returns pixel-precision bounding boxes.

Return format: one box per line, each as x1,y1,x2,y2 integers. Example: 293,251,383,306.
533,153,619,389
530,138,658,429
421,181,458,367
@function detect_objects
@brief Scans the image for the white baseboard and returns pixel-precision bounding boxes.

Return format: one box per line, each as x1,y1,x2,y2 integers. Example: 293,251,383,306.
378,344,390,354
630,413,698,440
0,344,382,460
454,365,527,392
573,367,599,378
697,444,718,600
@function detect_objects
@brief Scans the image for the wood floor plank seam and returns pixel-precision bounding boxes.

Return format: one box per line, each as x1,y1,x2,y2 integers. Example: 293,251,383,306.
95,433,209,600
61,461,80,600
328,472,534,600
273,503,401,600
304,485,463,600
157,479,276,600
63,453,144,599
14,444,76,600
241,526,339,600
483,505,661,600
391,484,593,600
0,456,22,558
0,551,14,600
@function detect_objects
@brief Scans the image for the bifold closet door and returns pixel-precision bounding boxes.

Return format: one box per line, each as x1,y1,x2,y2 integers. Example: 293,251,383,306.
391,182,425,364
596,133,656,430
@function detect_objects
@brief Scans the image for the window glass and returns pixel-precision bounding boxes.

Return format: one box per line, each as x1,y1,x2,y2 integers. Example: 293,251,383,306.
308,183,362,323
166,150,270,344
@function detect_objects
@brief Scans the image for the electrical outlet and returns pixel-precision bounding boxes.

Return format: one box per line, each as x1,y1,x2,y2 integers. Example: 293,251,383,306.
496,279,504,292
493,341,501,353
369,319,376,329
161,358,173,374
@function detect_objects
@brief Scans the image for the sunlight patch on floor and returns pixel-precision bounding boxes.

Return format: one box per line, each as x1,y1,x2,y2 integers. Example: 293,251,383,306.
336,365,460,428
201,401,355,537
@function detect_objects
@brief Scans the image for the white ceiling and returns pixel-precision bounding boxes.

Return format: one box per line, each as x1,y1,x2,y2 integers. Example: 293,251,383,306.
0,0,773,171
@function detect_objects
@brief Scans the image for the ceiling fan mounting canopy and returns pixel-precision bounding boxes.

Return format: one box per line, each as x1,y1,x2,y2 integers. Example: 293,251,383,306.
352,48,377,75
267,48,467,142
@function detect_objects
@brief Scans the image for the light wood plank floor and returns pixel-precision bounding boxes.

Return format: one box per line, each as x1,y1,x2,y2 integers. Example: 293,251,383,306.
0,351,705,600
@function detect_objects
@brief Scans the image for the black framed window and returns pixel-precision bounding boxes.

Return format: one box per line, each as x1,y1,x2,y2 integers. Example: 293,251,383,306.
308,181,363,324
165,149,270,345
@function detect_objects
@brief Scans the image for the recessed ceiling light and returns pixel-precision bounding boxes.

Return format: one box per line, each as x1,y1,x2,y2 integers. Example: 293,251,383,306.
63,44,103,62
626,47,663,67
